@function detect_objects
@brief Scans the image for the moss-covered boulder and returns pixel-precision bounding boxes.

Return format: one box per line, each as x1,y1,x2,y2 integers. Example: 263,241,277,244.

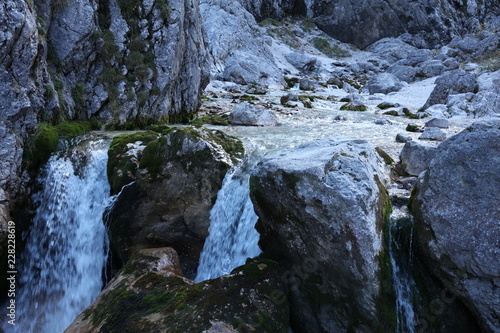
65,248,289,333
250,138,394,332
106,127,244,276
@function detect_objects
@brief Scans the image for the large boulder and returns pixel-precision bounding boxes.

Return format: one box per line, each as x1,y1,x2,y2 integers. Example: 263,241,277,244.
410,120,500,332
422,69,477,110
66,248,290,332
228,103,280,126
364,73,403,94
106,127,244,275
399,141,437,176
250,138,394,332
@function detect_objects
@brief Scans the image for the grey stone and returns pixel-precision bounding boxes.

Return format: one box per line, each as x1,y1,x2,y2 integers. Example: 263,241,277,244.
399,141,437,176
285,52,319,72
423,70,477,110
364,73,404,94
388,64,417,83
425,118,450,128
201,0,282,85
299,78,315,91
396,133,413,143
366,38,417,64
250,138,391,332
411,120,500,332
228,102,280,126
417,60,446,78
419,127,447,141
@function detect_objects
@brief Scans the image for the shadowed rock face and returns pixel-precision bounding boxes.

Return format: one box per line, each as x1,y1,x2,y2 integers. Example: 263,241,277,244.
65,248,290,333
237,0,500,49
250,138,394,333
411,120,500,332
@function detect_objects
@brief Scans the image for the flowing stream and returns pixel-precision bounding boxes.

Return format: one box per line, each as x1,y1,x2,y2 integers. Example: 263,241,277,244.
389,212,417,333
6,138,112,333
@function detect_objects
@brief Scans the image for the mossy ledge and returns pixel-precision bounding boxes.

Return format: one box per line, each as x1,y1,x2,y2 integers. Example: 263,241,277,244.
23,121,98,171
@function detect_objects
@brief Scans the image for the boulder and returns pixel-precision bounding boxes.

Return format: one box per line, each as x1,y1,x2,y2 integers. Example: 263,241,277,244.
388,64,417,83
364,73,403,94
299,78,315,91
417,60,446,78
410,120,500,332
419,127,447,141
422,70,477,110
65,248,289,333
106,127,244,275
425,118,450,128
285,52,319,72
250,138,394,332
395,133,412,143
229,102,280,126
399,141,437,176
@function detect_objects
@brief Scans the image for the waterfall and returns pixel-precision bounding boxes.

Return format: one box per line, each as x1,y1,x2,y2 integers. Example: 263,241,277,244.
6,138,112,333
389,215,417,333
195,160,261,282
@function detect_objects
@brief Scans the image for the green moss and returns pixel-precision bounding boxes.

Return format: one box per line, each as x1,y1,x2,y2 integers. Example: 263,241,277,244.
239,94,258,102
258,18,284,27
405,124,422,132
340,103,367,111
190,115,229,126
375,147,394,165
313,37,351,58
71,83,87,113
340,152,355,158
284,77,300,89
377,103,394,110
139,141,161,175
383,110,399,116
205,129,245,161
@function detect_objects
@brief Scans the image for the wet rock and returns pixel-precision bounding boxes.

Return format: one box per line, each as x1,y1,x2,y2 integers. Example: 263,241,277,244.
422,70,477,110
229,102,280,126
411,120,500,332
395,133,412,143
425,118,450,128
299,78,315,91
66,248,289,333
364,73,403,94
250,138,393,332
419,127,447,141
406,124,424,132
419,104,450,118
106,127,244,274
399,141,437,176
340,100,367,111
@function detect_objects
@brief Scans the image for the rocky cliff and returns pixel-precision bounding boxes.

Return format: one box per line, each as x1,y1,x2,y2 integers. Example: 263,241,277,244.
237,0,500,49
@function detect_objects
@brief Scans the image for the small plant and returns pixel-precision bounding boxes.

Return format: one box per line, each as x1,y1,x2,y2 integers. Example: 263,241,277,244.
313,37,351,58
72,83,87,112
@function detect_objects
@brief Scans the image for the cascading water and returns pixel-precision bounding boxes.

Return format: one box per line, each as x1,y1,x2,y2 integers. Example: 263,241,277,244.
389,213,417,333
195,158,261,282
5,138,112,333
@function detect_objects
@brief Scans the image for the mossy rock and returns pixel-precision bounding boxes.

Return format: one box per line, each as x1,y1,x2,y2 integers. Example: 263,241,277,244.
340,102,367,111
383,110,399,116
406,124,423,132
72,251,289,333
107,131,160,194
284,76,300,89
190,115,229,126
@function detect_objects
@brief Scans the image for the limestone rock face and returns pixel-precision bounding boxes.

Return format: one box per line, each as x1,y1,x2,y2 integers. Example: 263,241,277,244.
106,127,244,274
422,69,477,110
65,248,290,333
200,0,282,85
399,141,437,176
250,138,393,332
411,120,500,332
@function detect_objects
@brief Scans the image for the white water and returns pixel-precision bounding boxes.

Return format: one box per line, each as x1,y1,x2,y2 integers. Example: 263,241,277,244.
6,139,112,333
195,158,261,281
389,215,417,333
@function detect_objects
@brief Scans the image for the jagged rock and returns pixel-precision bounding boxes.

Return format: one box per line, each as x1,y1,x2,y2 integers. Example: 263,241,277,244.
399,141,437,176
423,70,477,110
228,102,280,126
364,73,403,94
410,120,500,333
395,133,412,143
66,248,290,332
419,127,447,141
366,38,417,64
425,118,450,128
106,127,244,275
250,138,393,332
299,78,315,91
284,52,319,72
419,104,450,118
201,0,282,85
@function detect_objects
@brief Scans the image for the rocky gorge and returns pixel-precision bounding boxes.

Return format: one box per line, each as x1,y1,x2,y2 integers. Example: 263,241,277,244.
1,0,499,332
